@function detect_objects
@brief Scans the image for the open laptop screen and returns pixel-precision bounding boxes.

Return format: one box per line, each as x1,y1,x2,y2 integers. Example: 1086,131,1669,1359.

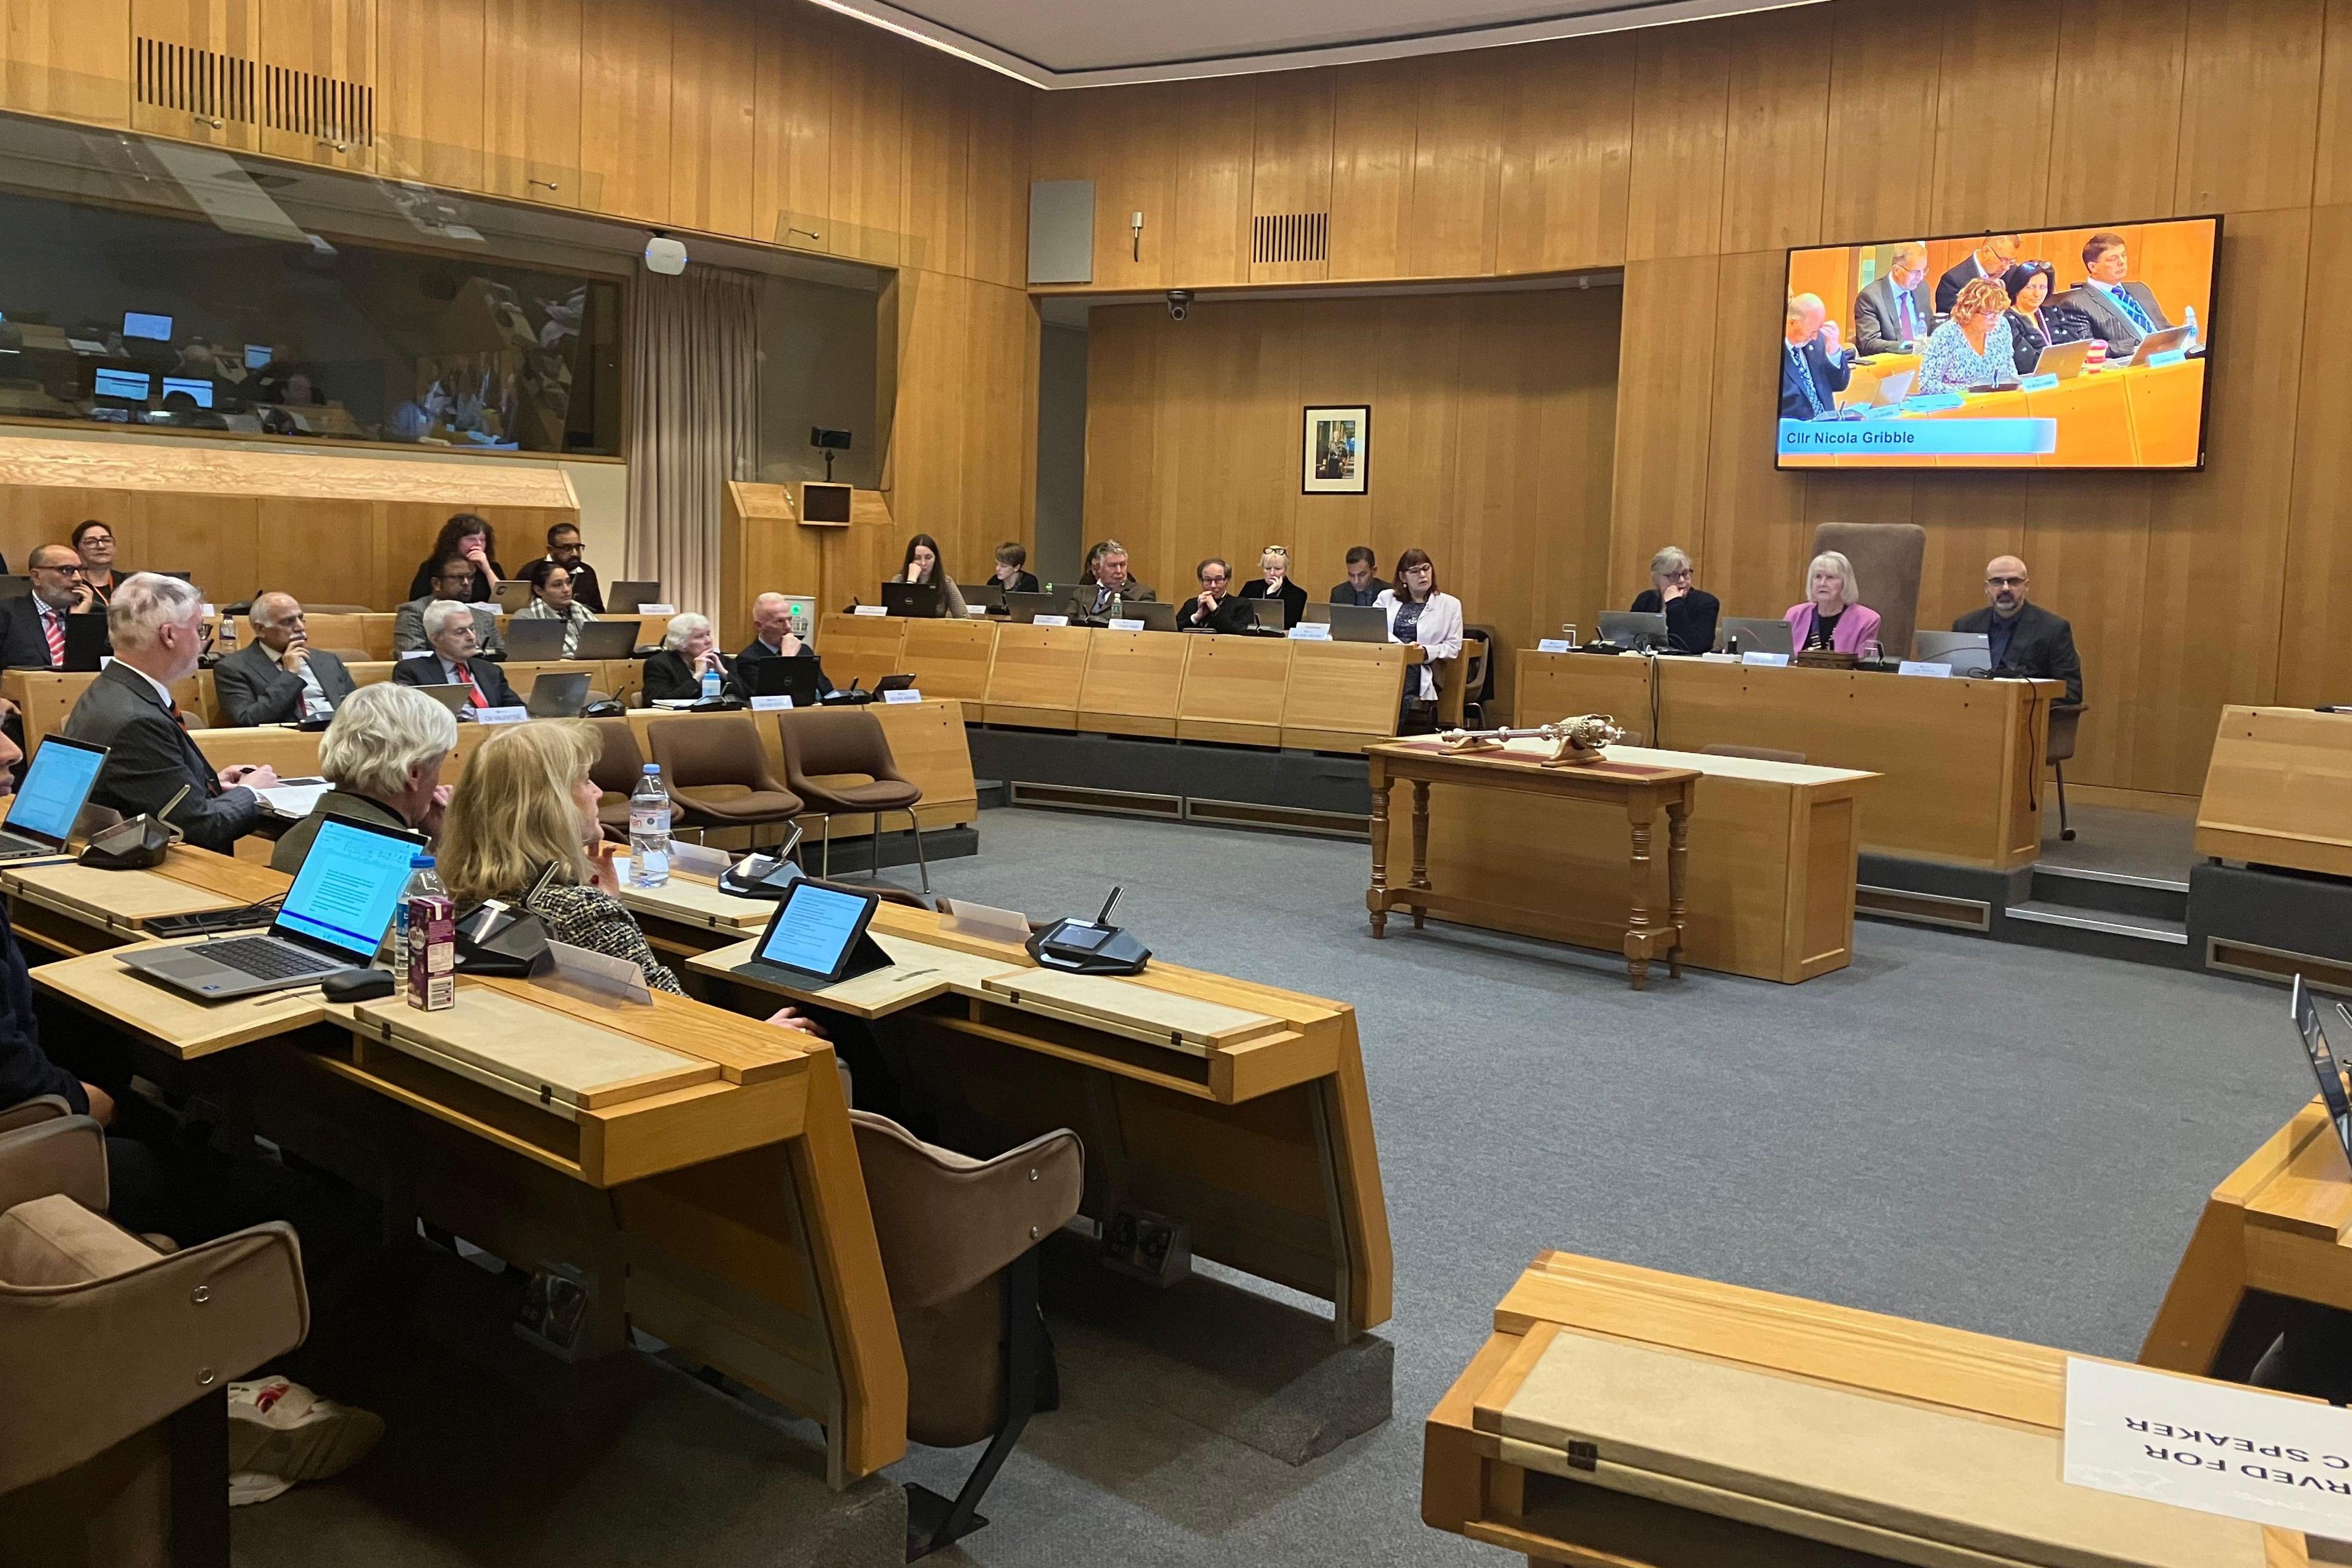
2293,976,2352,1170
6,737,105,845
276,818,421,961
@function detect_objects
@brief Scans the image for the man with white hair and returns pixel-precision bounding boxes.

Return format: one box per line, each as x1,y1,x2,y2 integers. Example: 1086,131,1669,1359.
392,597,522,714
733,592,832,698
213,592,356,726
1780,294,1850,421
393,553,504,658
270,683,457,874
61,572,279,852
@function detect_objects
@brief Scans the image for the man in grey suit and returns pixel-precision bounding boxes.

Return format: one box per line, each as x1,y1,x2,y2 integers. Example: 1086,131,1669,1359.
2066,230,2173,361
214,592,356,726
61,573,278,853
394,554,505,658
1854,243,1934,356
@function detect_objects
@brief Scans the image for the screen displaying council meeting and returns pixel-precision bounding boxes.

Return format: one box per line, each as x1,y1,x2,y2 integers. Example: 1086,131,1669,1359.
1776,217,2218,471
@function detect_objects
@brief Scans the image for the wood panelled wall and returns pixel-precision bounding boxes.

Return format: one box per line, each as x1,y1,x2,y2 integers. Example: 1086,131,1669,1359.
1041,0,2352,797
1084,289,1622,717
0,0,1039,585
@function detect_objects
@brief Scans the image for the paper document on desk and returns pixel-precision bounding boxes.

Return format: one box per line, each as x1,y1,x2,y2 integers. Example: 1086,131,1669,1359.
251,779,331,818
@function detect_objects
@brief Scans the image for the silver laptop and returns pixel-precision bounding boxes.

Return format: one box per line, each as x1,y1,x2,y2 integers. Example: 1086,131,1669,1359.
573,620,642,660
1599,611,1669,650
1129,600,1178,632
608,581,660,614
1913,630,1992,676
1717,617,1795,655
1245,597,1287,633
1329,604,1390,644
0,736,108,860
118,816,424,998
494,581,535,614
2032,340,2094,380
412,683,472,715
1867,369,1917,405
2125,325,2193,366
502,617,567,660
527,670,591,717
1004,590,1059,624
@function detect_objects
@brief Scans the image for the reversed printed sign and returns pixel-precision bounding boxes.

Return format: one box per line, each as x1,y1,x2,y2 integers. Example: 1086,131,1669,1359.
2065,1356,2352,1538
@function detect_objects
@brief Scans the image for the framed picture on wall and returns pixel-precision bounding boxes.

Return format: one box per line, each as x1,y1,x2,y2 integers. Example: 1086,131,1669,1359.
1302,405,1370,494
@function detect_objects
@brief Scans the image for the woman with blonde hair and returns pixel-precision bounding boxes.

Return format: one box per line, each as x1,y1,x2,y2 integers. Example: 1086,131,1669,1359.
1235,545,1308,629
1782,550,1882,655
1918,275,2018,395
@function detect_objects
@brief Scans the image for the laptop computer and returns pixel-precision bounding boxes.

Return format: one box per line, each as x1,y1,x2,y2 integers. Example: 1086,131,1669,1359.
881,581,941,618
1329,604,1390,644
63,612,110,672
751,657,824,705
573,620,642,660
1599,611,1669,651
2293,976,2352,1171
608,581,661,615
966,582,1008,613
1301,601,1332,624
0,736,108,861
412,684,473,715
527,671,592,718
1244,598,1287,633
2031,340,2094,380
1127,601,1178,632
501,617,567,660
494,581,536,614
1003,591,1060,624
118,815,424,998
1913,630,1992,676
2125,325,2194,366
1867,369,1918,405
1717,617,1795,656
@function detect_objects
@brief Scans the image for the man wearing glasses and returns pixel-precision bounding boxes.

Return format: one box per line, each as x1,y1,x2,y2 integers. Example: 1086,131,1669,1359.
393,554,507,658
0,544,98,673
1951,556,2081,704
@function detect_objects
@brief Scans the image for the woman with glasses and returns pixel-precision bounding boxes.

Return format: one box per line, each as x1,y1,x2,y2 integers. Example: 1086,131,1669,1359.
1628,545,1721,653
70,520,129,606
1235,545,1308,630
1374,549,1463,731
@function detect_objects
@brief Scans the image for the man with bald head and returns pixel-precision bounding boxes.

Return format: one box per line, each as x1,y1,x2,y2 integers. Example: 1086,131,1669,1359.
1780,295,1851,421
733,592,833,698
214,592,357,725
1855,243,1933,356
1951,556,2081,704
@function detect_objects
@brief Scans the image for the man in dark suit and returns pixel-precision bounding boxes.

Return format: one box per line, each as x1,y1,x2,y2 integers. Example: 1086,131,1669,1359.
61,573,277,853
1330,546,1389,606
1065,541,1156,621
1936,234,2018,314
1855,243,1934,356
394,556,506,658
0,545,96,673
2066,230,2173,361
393,598,522,714
734,592,834,698
213,592,357,726
1779,294,1852,421
1952,554,2082,706
540,523,606,614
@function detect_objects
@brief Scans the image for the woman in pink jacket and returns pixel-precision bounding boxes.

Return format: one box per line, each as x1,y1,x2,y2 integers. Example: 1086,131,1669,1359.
1782,551,1882,656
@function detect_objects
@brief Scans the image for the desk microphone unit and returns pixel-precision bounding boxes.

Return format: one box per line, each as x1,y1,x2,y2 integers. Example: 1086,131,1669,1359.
1028,886,1150,975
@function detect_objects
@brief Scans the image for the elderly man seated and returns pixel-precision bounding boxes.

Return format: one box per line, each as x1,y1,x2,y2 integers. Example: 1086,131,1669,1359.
513,561,598,658
392,598,522,716
271,683,457,874
214,592,357,726
61,573,278,852
394,553,505,658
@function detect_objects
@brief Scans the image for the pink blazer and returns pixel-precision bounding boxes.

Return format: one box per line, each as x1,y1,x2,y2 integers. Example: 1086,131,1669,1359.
1783,601,1883,655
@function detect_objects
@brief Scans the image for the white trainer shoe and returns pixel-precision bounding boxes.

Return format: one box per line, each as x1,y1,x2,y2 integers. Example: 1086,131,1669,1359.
225,1375,384,1506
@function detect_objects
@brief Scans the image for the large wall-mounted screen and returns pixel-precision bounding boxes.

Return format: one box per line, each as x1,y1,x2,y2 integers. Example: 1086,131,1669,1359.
1777,216,2218,470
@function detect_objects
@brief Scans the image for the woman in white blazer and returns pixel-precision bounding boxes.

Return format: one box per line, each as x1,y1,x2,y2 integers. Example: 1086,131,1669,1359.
1373,548,1463,726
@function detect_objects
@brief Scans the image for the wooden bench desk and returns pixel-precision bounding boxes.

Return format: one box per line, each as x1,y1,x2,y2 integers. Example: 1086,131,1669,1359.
1427,1251,2303,1568
2195,706,2352,880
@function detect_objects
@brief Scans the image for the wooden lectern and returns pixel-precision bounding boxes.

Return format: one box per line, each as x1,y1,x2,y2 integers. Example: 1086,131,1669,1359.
718,481,896,649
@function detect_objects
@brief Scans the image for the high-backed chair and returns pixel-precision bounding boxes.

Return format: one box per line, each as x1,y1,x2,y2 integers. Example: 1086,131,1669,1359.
1812,521,1926,660
0,1115,309,1568
850,1111,1083,1559
587,717,647,843
646,716,805,846
2048,704,2086,842
777,709,929,892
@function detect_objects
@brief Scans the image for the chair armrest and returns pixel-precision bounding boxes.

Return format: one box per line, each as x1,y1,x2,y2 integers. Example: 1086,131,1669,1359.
0,1094,74,1136
0,1115,108,1215
851,1115,1085,1311
0,1220,309,1491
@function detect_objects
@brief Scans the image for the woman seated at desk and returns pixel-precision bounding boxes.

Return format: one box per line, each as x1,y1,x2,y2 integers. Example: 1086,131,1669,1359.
404,513,506,605
1375,549,1463,729
2001,261,2093,379
1627,544,1720,653
886,533,968,617
1235,545,1307,629
1917,277,2018,396
72,519,130,606
643,612,729,703
990,542,1040,595
1177,557,1255,633
271,684,457,875
1782,550,1882,656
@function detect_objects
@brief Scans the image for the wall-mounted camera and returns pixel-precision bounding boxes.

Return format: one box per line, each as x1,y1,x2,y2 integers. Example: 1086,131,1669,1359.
1166,289,1193,322
811,426,852,481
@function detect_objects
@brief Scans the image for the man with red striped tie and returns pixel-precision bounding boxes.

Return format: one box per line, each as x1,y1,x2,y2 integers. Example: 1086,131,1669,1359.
0,544,96,673
391,598,522,715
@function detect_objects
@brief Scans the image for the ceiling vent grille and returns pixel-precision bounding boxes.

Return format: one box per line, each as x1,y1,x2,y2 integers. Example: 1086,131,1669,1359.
1253,213,1328,265
135,38,255,127
263,64,374,148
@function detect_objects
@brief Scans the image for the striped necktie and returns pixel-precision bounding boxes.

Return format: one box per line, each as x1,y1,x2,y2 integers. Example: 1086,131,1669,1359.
2111,286,2154,333
40,607,63,667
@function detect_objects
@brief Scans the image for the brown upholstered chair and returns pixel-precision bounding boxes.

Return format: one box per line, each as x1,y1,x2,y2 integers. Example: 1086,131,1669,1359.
2048,704,2086,842
646,716,805,846
0,1114,309,1568
1703,743,1808,765
1812,521,1926,662
0,1092,73,1140
777,709,929,892
851,1111,1083,1558
587,717,646,843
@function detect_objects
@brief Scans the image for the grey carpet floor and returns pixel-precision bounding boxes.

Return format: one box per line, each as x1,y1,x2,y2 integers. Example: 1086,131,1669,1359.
238,805,2298,1566
2037,801,2199,880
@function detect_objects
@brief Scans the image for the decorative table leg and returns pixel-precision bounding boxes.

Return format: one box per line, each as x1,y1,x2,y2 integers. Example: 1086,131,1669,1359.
1368,776,1393,938
1626,810,1654,991
1409,780,1431,930
1667,797,1690,979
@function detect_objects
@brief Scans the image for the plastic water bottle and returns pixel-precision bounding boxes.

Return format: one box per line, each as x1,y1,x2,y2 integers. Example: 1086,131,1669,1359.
700,662,722,702
630,764,671,888
394,854,441,1002
2182,305,2200,352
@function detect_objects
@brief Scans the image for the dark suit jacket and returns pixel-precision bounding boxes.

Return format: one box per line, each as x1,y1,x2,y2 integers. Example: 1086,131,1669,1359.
994,571,1041,595
213,642,355,726
1630,587,1722,654
2061,282,2172,359
1936,254,1999,314
1330,577,1389,607
1176,594,1255,634
61,661,260,853
1953,601,2082,706
268,789,410,876
405,557,506,603
393,651,522,711
0,596,63,671
1855,275,1934,356
1065,580,1158,620
731,638,834,698
643,649,734,704
1779,339,1852,421
1236,578,1308,629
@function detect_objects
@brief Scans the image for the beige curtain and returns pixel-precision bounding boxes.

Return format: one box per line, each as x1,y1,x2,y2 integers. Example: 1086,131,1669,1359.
624,266,759,619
